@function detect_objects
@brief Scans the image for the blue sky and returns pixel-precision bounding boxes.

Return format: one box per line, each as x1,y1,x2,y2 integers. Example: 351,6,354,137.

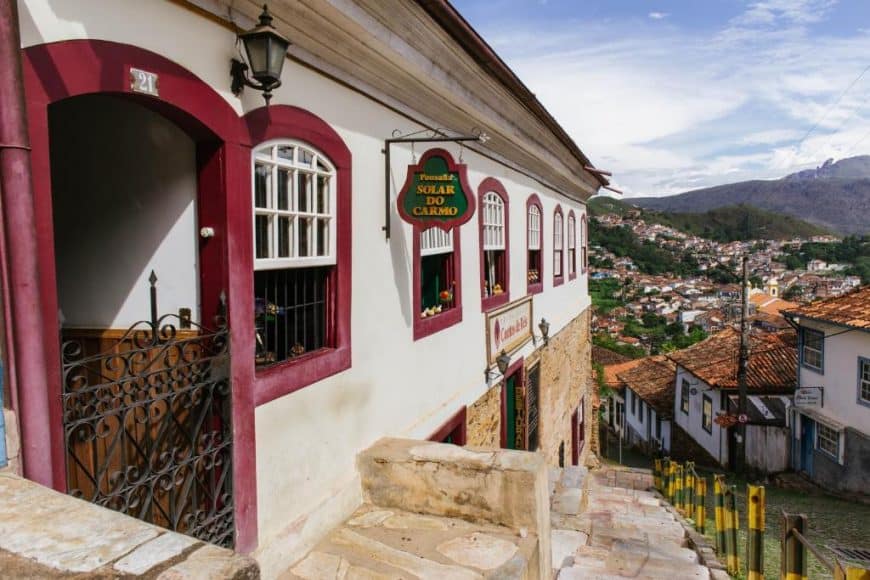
451,0,870,197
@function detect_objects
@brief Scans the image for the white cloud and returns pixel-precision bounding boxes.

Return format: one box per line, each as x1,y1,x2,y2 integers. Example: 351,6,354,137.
648,12,668,20
477,0,870,197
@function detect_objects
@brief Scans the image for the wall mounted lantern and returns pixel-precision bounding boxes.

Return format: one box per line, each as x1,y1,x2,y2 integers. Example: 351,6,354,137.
485,350,512,381
231,4,290,104
538,318,550,346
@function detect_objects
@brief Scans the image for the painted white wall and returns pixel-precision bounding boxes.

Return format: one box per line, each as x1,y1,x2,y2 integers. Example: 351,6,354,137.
798,320,870,434
20,1,595,574
624,388,671,452
50,95,199,328
673,368,726,465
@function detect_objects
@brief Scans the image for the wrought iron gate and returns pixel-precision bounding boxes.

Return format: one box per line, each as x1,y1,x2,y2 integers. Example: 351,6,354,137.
60,273,234,547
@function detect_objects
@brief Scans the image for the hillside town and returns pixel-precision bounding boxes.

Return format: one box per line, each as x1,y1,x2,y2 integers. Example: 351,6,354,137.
0,1,868,579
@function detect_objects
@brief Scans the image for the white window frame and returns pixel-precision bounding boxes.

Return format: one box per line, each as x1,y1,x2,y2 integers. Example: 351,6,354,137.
801,328,824,372
528,205,541,250
253,140,336,270
482,192,505,251
421,227,454,256
816,422,839,459
568,214,576,275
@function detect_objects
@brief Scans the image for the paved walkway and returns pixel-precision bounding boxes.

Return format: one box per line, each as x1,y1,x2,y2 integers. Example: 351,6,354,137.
551,466,721,579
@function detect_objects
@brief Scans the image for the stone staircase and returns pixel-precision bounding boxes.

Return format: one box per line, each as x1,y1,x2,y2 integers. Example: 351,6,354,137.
551,466,719,579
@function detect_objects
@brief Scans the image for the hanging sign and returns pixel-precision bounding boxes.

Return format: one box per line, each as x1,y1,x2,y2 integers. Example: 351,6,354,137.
485,296,533,365
794,387,823,407
396,148,475,230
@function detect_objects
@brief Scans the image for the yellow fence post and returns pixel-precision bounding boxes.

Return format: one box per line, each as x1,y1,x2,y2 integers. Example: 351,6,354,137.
722,483,740,574
684,462,695,517
695,476,707,535
781,512,808,580
714,475,726,554
668,461,676,504
747,485,765,580
675,464,684,514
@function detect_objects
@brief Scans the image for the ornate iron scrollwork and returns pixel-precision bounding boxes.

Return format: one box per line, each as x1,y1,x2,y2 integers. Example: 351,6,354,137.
60,273,234,547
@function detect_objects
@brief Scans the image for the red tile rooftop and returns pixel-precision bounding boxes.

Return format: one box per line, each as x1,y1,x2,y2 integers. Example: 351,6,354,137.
785,285,870,329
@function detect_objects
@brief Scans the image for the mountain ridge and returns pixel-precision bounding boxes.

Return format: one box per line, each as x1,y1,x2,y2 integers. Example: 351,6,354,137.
628,156,870,235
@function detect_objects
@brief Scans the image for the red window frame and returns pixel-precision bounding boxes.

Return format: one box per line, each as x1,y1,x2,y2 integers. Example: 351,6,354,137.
413,226,463,340
581,213,588,274
429,406,468,445
567,210,577,281
526,194,544,295
246,106,352,407
478,178,510,311
553,204,564,287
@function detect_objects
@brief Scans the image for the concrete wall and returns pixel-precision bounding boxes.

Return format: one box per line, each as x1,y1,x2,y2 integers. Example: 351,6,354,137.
745,425,789,473
50,95,199,327
673,368,726,466
20,0,595,574
810,427,870,495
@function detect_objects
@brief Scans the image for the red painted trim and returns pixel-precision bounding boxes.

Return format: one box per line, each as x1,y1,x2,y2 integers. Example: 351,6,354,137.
413,226,463,340
429,406,468,445
396,148,476,231
567,210,577,281
553,204,564,287
22,39,257,551
242,106,353,405
477,177,510,312
526,194,543,295
499,357,525,449
581,214,588,274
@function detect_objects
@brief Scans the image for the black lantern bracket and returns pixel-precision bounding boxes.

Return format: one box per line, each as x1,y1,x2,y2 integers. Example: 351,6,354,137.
230,4,290,105
484,349,511,382
382,127,489,240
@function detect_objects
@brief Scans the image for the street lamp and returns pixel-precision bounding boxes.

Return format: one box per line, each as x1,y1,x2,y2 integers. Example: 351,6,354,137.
539,318,550,346
231,4,290,104
485,350,512,381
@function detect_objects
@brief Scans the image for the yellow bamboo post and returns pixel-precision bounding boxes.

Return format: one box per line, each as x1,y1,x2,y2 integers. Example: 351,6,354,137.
714,475,726,554
684,462,695,517
668,461,677,504
724,484,740,575
834,561,870,580
695,476,707,534
747,485,765,580
675,463,684,513
781,512,808,580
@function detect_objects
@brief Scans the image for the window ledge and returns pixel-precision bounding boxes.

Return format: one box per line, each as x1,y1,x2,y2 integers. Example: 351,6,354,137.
569,272,577,281
554,276,565,287
801,363,824,375
527,282,543,295
481,292,510,312
254,346,351,406
414,307,462,341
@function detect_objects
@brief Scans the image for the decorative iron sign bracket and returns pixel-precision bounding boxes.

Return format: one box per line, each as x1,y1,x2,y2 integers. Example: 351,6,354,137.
382,128,487,240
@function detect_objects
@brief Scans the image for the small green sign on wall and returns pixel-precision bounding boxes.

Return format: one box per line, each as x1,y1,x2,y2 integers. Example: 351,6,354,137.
396,148,476,230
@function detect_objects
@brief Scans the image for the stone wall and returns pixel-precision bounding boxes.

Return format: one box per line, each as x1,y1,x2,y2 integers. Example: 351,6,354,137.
534,308,592,468
466,383,502,448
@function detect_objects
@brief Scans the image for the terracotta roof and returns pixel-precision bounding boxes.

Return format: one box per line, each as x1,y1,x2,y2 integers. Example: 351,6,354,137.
785,285,870,330
668,328,796,391
750,293,799,316
601,358,645,388
592,346,632,366
617,356,677,419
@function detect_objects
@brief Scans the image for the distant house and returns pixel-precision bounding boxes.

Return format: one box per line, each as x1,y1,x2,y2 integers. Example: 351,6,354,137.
668,328,797,470
619,356,677,454
807,259,828,272
783,286,870,495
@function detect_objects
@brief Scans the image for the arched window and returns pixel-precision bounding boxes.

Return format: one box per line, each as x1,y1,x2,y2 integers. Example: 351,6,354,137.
478,178,510,310
581,213,588,273
253,140,336,366
527,195,543,294
568,211,577,280
553,205,564,286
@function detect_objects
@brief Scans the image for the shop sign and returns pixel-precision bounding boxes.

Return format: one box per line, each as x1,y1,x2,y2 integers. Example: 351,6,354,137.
396,148,475,230
794,387,823,407
486,296,533,365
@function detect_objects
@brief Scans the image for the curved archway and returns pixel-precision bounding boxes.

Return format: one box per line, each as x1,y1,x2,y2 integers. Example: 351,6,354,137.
19,39,256,551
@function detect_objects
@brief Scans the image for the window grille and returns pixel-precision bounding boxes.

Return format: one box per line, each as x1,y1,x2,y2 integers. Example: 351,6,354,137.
528,205,541,250
527,365,540,452
482,192,505,250
421,227,453,256
253,141,336,367
702,395,713,433
681,379,690,413
817,422,839,457
554,211,563,277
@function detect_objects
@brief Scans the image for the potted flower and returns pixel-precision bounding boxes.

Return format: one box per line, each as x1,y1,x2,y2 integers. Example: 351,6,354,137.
439,289,454,304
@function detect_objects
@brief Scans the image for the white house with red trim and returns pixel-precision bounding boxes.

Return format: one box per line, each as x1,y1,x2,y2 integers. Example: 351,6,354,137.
1,0,606,575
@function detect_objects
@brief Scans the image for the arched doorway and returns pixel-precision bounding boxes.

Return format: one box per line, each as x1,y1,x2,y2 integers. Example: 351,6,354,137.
20,39,255,549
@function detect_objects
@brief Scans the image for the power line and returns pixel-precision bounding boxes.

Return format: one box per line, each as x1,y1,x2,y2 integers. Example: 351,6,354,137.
795,63,870,152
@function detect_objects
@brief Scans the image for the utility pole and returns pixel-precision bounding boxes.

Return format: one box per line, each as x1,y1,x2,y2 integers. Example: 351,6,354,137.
736,255,750,474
